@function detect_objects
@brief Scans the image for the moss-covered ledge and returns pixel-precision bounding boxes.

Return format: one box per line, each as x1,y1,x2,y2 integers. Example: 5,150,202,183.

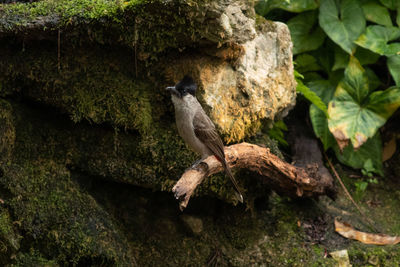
0,0,256,57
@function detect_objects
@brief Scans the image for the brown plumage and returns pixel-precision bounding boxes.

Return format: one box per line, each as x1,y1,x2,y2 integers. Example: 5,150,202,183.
192,104,243,203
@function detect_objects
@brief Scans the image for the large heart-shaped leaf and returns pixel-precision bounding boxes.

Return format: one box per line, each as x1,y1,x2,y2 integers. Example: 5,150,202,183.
387,55,400,86
288,11,326,55
362,1,392,26
255,0,319,16
319,0,366,54
333,133,383,175
328,57,400,149
355,25,400,55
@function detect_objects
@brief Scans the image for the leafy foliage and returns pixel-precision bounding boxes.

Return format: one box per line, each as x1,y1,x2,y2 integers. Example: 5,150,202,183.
295,71,328,116
355,26,400,55
328,57,400,150
256,0,400,175
256,0,318,15
287,11,325,55
319,0,366,54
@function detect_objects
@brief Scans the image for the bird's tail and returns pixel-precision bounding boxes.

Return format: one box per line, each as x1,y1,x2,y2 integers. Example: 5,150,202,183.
222,162,244,203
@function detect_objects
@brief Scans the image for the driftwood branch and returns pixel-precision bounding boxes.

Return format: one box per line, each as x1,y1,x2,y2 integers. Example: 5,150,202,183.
172,142,335,210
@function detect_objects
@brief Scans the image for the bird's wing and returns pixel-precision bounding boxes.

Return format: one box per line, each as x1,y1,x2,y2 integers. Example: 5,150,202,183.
192,110,225,161
193,109,244,202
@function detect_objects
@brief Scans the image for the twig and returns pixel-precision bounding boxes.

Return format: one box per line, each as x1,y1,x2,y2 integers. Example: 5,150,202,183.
324,153,379,233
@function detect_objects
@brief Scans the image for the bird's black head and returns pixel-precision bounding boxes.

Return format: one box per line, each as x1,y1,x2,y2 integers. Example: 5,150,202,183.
166,75,197,98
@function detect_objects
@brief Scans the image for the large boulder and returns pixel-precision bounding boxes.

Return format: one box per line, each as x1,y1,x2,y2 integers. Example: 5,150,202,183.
0,0,295,265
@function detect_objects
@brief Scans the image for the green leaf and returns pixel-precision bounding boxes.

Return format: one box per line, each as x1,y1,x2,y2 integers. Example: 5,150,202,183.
310,105,336,150
355,25,400,56
255,0,319,15
319,0,366,54
288,11,326,55
333,46,350,71
341,56,370,102
295,54,321,73
397,8,400,26
366,86,400,119
365,67,381,91
387,55,400,86
333,46,380,71
310,39,336,74
379,0,400,10
268,121,288,147
307,79,336,104
362,1,392,26
296,72,328,116
308,80,337,150
333,133,383,175
328,57,400,149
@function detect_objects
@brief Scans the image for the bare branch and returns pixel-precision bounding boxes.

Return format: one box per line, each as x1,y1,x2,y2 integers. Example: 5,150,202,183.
172,142,335,210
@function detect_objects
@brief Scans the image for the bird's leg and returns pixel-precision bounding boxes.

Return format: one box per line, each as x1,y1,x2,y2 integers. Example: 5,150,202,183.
188,158,209,172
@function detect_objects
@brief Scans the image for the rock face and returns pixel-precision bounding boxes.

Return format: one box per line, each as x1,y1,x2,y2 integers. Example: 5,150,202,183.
0,0,295,265
166,5,296,142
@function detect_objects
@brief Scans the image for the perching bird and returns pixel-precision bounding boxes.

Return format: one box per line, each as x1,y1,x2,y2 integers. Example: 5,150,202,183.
166,75,244,203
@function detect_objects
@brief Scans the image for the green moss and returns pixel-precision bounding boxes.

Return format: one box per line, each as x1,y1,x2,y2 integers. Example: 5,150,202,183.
1,43,157,133
348,246,400,266
0,0,202,59
12,248,58,267
0,208,20,264
1,160,134,265
0,99,15,165
0,0,141,29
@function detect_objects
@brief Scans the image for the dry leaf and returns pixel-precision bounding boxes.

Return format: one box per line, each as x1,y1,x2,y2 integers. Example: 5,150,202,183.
330,249,351,267
382,136,396,162
335,218,400,245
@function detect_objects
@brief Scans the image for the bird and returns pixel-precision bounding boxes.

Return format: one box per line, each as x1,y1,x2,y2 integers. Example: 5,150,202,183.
166,75,244,203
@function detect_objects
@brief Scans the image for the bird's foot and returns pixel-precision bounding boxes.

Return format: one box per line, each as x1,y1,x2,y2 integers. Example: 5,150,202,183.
186,159,209,172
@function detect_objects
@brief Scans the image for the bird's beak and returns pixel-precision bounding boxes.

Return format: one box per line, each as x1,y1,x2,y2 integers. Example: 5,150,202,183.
165,86,180,97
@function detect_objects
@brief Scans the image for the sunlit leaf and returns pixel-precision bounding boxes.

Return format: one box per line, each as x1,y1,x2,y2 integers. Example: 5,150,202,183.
366,86,400,119
341,56,370,102
355,25,400,56
333,133,383,175
387,55,400,86
362,1,392,26
328,57,400,149
255,0,318,16
319,0,365,54
288,11,326,55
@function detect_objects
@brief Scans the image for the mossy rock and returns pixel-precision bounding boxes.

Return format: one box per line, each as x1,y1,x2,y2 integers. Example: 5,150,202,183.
0,159,135,265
